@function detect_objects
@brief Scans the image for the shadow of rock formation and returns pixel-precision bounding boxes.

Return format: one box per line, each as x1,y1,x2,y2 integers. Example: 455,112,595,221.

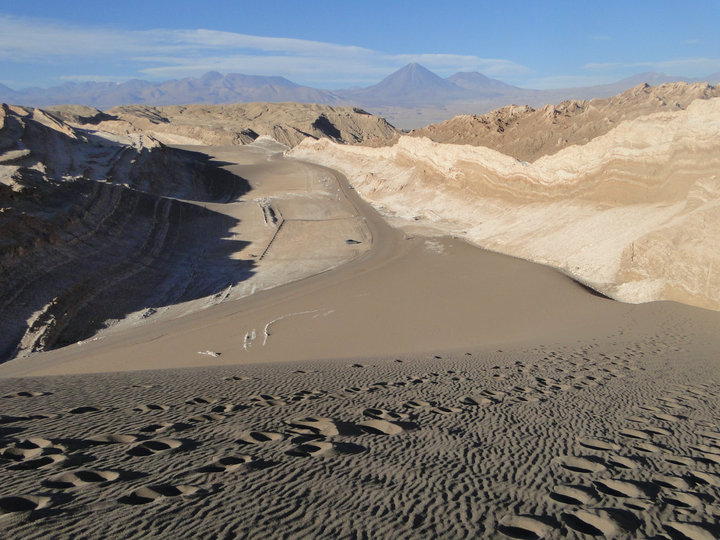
0,104,255,361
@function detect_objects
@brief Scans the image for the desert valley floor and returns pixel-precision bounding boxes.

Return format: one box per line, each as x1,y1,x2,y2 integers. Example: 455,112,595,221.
1,143,719,539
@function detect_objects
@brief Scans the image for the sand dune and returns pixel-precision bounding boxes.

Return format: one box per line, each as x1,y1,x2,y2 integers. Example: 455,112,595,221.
0,309,719,537
291,97,720,310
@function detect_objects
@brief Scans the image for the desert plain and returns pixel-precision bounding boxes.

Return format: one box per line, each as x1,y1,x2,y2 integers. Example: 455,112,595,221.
1,86,720,540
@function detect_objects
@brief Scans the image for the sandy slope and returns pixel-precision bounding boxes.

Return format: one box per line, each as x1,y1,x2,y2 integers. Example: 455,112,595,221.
0,153,680,379
0,300,718,538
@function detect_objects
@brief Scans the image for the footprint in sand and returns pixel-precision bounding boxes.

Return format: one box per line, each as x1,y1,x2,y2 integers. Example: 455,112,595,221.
287,417,360,437
549,485,600,506
118,484,204,505
592,478,659,499
562,508,641,537
663,491,707,508
699,430,720,442
555,455,607,474
139,422,192,434
197,455,258,473
654,412,687,423
691,444,720,455
458,396,493,406
285,440,365,458
496,514,559,539
688,470,720,487
2,437,54,454
430,405,462,415
626,415,651,424
578,438,621,452
664,454,695,467
43,469,121,489
619,428,651,441
0,495,51,516
642,425,673,437
210,403,246,414
126,438,184,457
652,474,692,490
133,404,170,413
86,434,140,444
663,521,720,540
9,454,67,471
185,397,219,406
1,439,67,469
0,414,32,425
358,418,417,435
237,431,284,445
362,408,410,421
403,400,434,410
69,406,101,415
249,394,286,407
634,442,664,454
2,391,52,399
223,375,250,381
480,390,509,402
344,386,371,394
187,413,226,424
695,452,720,466
289,390,326,402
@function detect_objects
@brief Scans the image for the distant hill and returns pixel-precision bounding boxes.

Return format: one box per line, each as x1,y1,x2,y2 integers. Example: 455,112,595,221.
0,72,342,109
446,71,520,95
335,63,468,105
2,64,719,128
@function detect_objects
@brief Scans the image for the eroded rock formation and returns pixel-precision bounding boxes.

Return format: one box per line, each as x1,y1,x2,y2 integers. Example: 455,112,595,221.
49,102,399,148
0,104,253,360
291,96,720,310
406,83,720,161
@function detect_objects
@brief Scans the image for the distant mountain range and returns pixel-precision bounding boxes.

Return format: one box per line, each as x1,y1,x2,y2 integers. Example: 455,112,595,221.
2,63,718,128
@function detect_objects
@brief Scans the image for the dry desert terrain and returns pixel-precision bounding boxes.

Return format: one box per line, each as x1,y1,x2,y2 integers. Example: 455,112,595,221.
1,92,720,539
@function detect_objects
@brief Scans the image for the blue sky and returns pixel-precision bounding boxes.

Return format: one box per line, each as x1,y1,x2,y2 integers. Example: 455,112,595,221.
1,0,718,90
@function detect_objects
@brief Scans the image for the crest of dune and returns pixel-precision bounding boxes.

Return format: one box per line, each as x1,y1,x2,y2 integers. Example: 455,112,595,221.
290,96,720,310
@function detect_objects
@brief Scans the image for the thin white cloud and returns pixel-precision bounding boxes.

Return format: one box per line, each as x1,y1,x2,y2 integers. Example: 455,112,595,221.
59,75,131,83
0,15,528,87
522,74,618,90
585,57,720,75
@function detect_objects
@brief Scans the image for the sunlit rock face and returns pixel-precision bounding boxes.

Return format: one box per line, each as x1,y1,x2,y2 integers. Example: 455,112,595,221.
291,96,720,311
54,102,400,148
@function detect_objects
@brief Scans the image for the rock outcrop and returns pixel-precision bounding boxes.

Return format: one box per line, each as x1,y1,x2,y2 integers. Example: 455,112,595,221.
406,83,720,161
0,104,253,361
52,102,399,148
290,96,720,310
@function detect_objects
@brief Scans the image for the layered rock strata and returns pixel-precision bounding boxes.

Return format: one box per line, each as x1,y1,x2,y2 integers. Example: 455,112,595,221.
0,104,252,361
48,102,399,148
291,97,720,310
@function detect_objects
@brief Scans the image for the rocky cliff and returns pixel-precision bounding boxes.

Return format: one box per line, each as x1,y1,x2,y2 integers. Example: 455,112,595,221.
48,102,399,148
406,83,720,161
291,96,720,310
0,104,252,361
